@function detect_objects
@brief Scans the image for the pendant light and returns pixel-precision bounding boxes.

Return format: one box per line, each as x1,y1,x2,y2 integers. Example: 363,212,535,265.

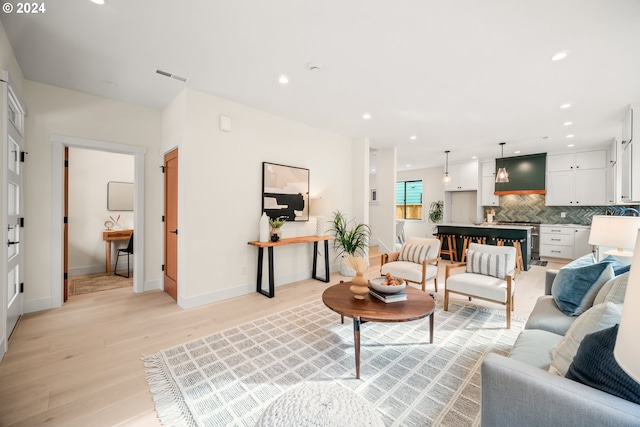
442,150,451,184
495,142,509,183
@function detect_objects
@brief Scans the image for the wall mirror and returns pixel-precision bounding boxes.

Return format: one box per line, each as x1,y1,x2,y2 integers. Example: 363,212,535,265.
107,181,134,211
262,162,309,221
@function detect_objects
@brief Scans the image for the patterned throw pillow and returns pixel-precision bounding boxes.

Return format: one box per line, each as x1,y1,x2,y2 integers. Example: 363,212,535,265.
465,249,510,280
398,243,430,264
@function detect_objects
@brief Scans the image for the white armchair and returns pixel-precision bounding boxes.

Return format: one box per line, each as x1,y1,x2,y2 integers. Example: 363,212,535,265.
444,243,517,328
380,236,441,292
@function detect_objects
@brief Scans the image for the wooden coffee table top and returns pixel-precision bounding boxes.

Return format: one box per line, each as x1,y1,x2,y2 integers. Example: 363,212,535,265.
322,282,435,322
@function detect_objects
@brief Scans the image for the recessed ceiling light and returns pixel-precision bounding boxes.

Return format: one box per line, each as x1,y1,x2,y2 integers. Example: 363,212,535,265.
564,121,573,126
278,75,289,84
514,151,521,154
566,134,575,138
406,164,411,168
560,103,571,109
472,156,477,159
551,51,568,61
371,168,376,173
362,113,371,120
410,135,417,140
90,0,106,4
568,144,575,147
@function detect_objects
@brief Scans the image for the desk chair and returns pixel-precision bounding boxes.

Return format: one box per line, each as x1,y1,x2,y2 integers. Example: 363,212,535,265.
114,234,133,278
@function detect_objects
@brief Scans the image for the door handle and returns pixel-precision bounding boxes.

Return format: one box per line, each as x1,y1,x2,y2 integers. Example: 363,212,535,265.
7,240,19,246
169,230,178,235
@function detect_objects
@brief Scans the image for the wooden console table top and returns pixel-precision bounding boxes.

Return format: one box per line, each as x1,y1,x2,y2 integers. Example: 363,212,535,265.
248,235,333,248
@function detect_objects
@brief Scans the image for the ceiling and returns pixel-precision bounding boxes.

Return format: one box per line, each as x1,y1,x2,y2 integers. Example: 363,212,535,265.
2,0,640,170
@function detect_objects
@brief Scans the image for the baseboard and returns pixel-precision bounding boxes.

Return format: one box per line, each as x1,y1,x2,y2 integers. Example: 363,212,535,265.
0,337,5,363
143,279,162,292
178,271,316,309
24,297,54,313
69,265,114,276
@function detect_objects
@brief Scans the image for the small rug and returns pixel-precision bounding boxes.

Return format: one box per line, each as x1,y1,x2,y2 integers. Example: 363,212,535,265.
69,272,133,296
529,260,548,267
143,298,524,427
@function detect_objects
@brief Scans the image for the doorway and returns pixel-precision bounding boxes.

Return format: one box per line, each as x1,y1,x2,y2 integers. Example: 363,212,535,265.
66,147,135,298
51,135,145,308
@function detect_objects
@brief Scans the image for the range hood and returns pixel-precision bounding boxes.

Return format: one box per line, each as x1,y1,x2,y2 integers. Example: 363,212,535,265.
494,153,546,195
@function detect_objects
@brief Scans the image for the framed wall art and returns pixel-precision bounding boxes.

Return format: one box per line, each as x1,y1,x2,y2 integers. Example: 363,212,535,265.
262,162,309,221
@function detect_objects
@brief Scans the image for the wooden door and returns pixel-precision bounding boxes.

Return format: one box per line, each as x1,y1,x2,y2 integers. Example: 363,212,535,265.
164,148,178,300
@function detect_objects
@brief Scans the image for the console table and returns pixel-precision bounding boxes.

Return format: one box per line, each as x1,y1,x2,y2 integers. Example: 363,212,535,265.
247,235,333,298
102,229,133,273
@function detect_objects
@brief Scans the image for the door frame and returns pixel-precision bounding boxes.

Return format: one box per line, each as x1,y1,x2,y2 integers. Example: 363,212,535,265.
51,134,146,308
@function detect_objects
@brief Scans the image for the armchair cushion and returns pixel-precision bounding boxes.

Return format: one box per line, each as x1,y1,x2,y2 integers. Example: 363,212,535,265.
445,273,511,303
465,249,510,279
398,243,430,264
551,262,614,316
381,261,437,284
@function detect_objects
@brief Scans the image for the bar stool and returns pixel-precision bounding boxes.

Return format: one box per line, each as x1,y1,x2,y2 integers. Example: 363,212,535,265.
460,236,487,262
437,234,458,262
496,238,525,274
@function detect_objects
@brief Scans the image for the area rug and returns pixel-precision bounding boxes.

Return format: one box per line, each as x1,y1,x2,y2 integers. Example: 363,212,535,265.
143,298,524,427
69,272,133,295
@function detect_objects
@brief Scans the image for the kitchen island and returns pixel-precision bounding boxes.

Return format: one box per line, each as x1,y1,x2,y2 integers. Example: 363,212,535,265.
436,223,533,271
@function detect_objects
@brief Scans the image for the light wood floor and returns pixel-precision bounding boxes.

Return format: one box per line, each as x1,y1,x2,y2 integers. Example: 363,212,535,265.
0,259,565,426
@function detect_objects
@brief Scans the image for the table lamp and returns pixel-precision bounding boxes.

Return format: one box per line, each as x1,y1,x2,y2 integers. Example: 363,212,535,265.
614,229,640,383
588,215,640,259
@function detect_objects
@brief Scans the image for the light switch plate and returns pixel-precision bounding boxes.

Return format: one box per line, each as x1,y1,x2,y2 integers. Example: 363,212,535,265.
219,115,231,132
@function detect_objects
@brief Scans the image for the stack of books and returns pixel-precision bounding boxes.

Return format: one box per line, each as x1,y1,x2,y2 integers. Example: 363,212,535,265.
369,288,407,303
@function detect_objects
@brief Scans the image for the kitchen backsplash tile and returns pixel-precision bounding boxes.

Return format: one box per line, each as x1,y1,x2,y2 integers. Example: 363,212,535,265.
483,194,639,225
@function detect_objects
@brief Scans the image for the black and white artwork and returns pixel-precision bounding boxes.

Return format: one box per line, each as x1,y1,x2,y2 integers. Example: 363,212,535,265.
262,162,309,221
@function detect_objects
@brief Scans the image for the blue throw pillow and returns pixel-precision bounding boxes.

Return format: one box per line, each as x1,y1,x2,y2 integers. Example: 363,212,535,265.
565,253,596,268
551,262,614,316
600,255,631,276
566,325,640,404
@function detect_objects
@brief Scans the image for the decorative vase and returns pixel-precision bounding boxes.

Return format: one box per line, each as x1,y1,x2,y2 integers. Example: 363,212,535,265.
340,259,356,277
316,216,325,237
259,213,270,242
271,227,282,240
350,272,369,300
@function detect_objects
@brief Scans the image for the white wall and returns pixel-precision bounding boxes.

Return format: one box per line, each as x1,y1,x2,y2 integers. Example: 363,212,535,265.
68,148,134,275
369,147,396,252
398,166,445,239
162,88,363,308
23,80,162,311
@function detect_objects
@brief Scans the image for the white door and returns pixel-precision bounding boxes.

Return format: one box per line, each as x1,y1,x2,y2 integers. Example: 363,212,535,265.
3,75,25,342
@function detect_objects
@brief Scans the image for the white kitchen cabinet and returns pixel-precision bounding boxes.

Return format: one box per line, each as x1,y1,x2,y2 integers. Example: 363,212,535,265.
620,105,640,202
540,225,592,260
574,228,593,259
546,149,608,206
480,161,499,206
444,161,479,191
481,176,499,206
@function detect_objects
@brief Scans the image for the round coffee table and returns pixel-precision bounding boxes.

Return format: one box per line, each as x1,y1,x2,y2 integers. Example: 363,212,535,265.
322,281,435,379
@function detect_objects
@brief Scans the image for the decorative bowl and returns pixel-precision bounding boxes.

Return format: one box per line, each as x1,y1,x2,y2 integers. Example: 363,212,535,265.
369,276,406,294
469,217,485,225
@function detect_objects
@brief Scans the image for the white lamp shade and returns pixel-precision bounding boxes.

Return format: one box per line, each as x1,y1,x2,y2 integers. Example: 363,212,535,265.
614,229,640,382
588,215,640,252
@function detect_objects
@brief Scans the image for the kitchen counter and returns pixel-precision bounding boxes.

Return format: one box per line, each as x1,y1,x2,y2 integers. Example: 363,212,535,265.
436,224,532,271
440,222,534,230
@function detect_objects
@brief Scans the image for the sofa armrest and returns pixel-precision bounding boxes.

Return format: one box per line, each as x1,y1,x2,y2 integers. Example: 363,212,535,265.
545,269,559,295
481,353,640,427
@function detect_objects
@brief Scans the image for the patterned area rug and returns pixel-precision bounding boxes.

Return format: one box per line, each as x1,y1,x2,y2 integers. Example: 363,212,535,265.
69,272,133,296
143,297,524,427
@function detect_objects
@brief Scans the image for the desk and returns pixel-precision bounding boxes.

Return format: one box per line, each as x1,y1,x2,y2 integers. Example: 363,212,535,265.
102,229,133,273
247,235,333,298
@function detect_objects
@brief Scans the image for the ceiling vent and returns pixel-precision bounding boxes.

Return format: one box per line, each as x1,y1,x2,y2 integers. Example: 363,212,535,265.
155,69,189,83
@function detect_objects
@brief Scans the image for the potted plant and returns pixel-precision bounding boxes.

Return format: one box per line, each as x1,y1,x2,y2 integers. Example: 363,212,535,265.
269,216,286,241
428,200,444,234
329,210,371,276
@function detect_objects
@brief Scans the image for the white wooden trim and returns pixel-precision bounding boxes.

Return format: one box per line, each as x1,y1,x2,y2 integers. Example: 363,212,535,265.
51,134,146,309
